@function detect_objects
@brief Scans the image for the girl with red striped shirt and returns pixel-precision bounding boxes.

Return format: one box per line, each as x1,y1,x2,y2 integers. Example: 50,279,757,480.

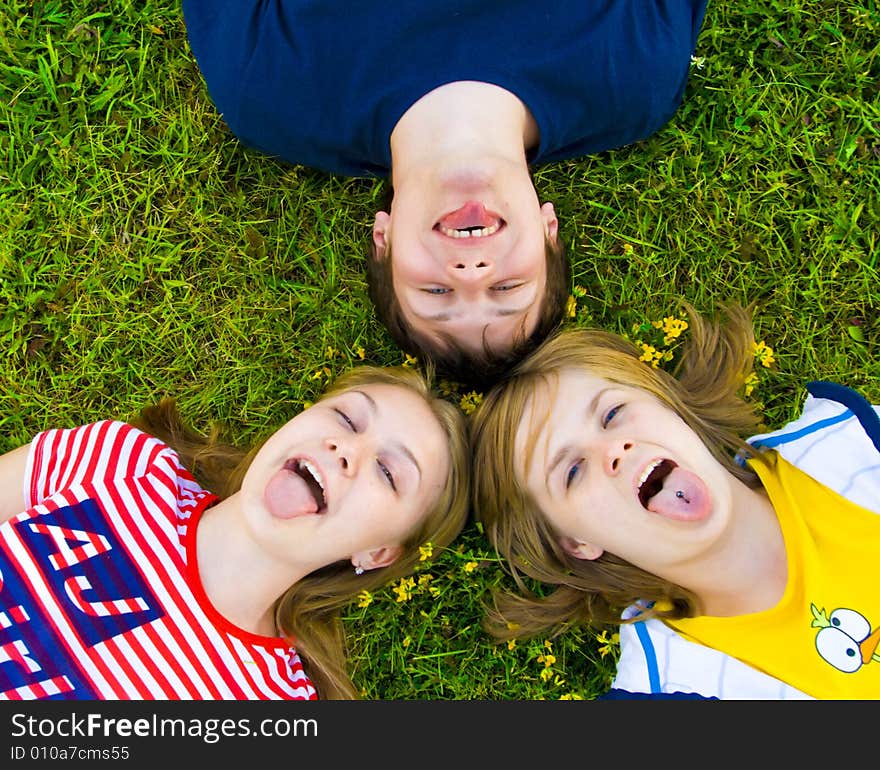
0,365,470,700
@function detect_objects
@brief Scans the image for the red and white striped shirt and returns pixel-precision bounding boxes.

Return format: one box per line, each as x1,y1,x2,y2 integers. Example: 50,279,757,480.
0,420,317,700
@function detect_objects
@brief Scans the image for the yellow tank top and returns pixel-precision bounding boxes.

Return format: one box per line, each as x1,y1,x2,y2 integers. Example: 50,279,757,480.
669,451,880,698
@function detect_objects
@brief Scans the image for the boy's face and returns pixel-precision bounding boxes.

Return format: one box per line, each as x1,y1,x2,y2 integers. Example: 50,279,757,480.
372,172,558,357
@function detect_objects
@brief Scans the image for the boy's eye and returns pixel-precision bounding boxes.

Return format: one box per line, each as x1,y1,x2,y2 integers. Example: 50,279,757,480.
378,460,397,492
334,408,357,432
566,460,582,489
423,287,451,295
491,283,520,292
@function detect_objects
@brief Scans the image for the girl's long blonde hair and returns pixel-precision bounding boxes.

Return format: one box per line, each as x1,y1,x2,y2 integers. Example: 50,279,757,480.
469,303,764,642
135,365,471,699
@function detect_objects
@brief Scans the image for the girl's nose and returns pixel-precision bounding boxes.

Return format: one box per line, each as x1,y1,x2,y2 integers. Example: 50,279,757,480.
604,439,633,475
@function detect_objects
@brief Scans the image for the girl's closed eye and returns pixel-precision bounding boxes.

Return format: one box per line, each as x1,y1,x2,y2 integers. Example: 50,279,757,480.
377,459,397,492
602,403,624,428
334,408,358,432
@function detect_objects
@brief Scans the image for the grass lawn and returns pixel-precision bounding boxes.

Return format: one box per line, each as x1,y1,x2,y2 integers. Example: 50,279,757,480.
1,1,878,699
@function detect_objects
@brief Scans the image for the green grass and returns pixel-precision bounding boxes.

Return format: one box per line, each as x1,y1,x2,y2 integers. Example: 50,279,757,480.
1,0,878,699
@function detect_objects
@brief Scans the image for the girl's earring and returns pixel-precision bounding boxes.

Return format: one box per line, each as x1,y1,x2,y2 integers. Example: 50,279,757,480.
354,564,365,576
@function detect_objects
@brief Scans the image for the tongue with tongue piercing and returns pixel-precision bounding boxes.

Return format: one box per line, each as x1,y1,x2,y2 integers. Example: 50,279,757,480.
263,467,321,520
438,201,499,230
646,466,711,522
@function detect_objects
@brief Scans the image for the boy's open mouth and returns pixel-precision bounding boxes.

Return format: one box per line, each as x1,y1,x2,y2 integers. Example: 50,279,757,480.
434,200,505,239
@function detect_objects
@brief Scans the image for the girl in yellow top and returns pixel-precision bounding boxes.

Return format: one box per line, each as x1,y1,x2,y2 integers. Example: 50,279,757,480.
470,304,880,699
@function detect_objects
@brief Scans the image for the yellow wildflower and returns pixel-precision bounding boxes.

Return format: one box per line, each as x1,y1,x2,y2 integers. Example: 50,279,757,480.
507,621,521,632
417,574,433,588
572,284,587,297
326,346,336,358
402,636,411,649
419,542,434,562
463,561,479,573
560,693,584,700
402,354,418,368
540,667,554,682
565,295,577,318
507,639,517,651
537,653,556,667
638,343,662,368
596,630,620,658
356,590,373,609
393,577,416,602
459,391,483,415
743,372,759,397
754,340,775,368
355,346,365,360
655,315,689,345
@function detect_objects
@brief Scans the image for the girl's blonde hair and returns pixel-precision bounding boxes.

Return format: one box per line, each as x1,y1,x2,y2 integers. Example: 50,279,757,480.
469,303,763,642
135,365,471,699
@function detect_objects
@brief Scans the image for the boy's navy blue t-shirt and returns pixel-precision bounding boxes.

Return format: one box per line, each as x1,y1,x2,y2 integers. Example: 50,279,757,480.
183,0,709,177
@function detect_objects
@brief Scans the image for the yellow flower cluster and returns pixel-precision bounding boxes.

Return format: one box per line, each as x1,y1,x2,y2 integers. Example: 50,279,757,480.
742,341,776,397
418,574,440,597
356,590,373,609
595,630,619,659
537,641,559,683
638,343,672,368
633,312,687,369
463,561,479,573
459,391,483,415
565,285,587,320
392,576,416,603
418,542,434,562
743,372,759,398
652,315,689,345
385,572,441,603
754,340,776,368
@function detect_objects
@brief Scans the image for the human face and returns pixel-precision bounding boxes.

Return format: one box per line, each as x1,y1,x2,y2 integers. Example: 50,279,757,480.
239,383,449,574
373,167,558,355
515,369,740,578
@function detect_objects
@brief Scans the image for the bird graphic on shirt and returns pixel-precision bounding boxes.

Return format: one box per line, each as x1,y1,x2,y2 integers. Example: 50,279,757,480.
812,604,880,673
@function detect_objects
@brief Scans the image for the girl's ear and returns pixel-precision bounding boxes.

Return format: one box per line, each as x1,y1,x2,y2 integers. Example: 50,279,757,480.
351,544,403,572
558,535,603,561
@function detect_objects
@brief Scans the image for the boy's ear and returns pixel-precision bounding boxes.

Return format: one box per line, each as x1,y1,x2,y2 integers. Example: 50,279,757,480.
372,211,391,259
558,535,603,561
540,201,558,242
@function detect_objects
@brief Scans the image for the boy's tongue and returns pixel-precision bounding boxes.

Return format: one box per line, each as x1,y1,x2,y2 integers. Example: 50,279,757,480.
263,468,320,519
438,201,499,230
646,467,710,521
